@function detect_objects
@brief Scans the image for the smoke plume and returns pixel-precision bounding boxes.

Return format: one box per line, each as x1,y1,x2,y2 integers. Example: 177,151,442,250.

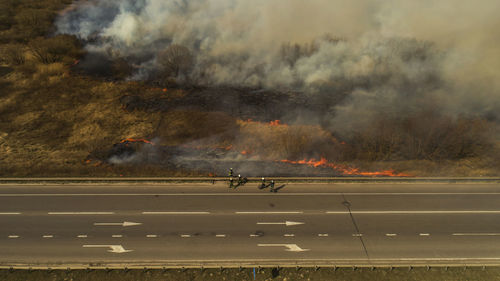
57,0,500,138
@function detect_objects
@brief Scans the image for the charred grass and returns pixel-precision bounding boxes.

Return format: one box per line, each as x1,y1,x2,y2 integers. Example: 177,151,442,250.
2,267,500,281
0,0,498,177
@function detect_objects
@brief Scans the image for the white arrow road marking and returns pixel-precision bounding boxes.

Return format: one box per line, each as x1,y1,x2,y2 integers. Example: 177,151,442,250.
257,221,304,226
94,221,142,227
258,244,310,252
83,245,133,253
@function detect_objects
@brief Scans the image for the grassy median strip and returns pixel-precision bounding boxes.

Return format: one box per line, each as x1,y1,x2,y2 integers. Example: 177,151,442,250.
2,267,500,281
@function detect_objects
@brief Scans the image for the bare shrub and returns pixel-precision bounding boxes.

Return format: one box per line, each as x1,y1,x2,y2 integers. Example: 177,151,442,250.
1,44,25,65
29,34,82,64
280,35,344,67
237,120,339,160
14,8,53,39
158,44,194,80
342,113,494,161
0,1,16,31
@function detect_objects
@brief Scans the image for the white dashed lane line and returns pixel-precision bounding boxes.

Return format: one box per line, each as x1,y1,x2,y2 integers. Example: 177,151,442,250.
420,233,430,236
181,234,191,238
77,235,88,238
452,233,500,236
235,211,303,214
386,233,397,237
352,234,363,237
142,211,210,215
112,235,123,238
249,234,259,237
0,212,21,215
48,212,114,215
215,234,226,238
284,234,295,237
8,235,19,238
318,234,329,237
146,235,158,238
42,235,53,238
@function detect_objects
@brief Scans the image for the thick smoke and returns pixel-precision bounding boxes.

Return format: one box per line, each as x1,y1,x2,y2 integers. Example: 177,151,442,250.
57,0,500,137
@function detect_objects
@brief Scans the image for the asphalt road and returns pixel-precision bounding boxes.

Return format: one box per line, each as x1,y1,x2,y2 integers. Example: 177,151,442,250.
2,182,500,267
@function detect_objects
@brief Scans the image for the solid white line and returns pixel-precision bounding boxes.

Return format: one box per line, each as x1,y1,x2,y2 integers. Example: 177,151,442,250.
215,234,226,238
284,234,295,237
318,234,329,237
453,233,500,236
146,235,158,238
326,210,500,214
48,212,114,215
112,235,122,238
236,211,303,214
142,211,210,215
386,233,397,237
42,235,53,238
419,233,430,236
181,234,191,238
0,212,21,215
77,235,87,238
8,235,19,238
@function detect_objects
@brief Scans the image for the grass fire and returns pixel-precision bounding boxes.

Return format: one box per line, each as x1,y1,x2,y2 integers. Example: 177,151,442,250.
0,0,498,177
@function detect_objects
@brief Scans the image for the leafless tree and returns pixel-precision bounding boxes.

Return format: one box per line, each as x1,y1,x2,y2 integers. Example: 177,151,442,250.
158,44,194,79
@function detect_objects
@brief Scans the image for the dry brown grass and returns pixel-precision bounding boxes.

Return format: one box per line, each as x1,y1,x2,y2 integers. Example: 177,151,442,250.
0,0,498,177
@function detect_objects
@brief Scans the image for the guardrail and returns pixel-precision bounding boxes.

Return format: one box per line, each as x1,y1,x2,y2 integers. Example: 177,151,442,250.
0,177,499,184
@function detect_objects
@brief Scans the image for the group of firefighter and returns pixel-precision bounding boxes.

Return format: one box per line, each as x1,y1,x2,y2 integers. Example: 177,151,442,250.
228,168,277,192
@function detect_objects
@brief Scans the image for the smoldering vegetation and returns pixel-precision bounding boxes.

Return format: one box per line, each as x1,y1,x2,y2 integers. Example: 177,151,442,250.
1,0,498,176
53,0,500,173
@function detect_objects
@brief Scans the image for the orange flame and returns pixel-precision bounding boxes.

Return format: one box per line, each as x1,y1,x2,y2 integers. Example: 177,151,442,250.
120,138,155,145
269,120,287,126
280,157,411,177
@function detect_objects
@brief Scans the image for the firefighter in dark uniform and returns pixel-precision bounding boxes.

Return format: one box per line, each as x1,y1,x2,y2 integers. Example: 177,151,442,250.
269,180,276,192
260,177,266,189
228,168,234,188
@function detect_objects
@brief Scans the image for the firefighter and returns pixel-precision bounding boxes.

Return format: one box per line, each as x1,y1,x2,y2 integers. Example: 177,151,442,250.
259,177,266,189
269,180,275,192
229,177,234,189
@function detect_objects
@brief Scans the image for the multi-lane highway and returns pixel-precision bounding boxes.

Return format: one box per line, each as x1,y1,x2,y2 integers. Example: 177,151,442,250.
2,181,500,267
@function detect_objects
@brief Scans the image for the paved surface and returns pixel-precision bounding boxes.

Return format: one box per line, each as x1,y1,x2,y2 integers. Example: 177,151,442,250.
2,182,500,267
